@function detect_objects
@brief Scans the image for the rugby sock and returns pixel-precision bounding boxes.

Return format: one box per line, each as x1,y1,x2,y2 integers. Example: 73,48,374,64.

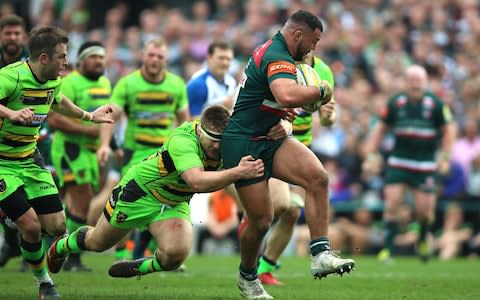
20,238,52,284
310,237,330,256
137,251,163,274
56,226,90,255
384,221,398,254
257,256,277,275
239,264,257,281
419,221,431,243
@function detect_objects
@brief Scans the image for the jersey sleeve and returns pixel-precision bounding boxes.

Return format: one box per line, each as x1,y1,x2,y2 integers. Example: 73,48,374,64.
0,69,19,101
166,134,204,173
381,97,396,126
110,77,128,110
176,78,189,113
261,49,296,84
187,76,208,117
434,97,453,128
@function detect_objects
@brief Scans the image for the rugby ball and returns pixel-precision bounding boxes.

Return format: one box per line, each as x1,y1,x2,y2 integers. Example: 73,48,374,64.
296,63,323,113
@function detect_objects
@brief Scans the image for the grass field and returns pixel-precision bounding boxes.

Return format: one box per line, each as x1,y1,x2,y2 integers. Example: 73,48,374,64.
0,254,479,299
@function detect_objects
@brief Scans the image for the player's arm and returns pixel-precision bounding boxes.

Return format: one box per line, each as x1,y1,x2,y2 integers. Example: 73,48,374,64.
181,155,264,193
175,107,190,125
319,98,336,126
437,106,456,174
51,94,114,124
97,103,123,165
362,120,388,176
0,72,35,124
47,111,99,137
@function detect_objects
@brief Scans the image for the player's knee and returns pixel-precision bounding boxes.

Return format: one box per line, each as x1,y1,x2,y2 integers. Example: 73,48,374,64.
49,219,66,237
159,248,188,270
283,207,301,224
251,218,271,237
17,219,42,242
308,168,329,190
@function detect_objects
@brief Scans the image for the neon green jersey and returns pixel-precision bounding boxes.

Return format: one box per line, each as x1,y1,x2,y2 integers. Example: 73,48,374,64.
111,69,188,151
54,70,112,150
122,121,221,205
292,56,334,146
0,61,62,159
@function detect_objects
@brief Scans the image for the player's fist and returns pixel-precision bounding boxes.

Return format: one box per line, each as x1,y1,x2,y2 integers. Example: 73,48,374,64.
319,80,333,105
236,155,264,179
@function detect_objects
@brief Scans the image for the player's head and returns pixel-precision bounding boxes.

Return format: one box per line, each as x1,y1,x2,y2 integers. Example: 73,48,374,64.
282,10,323,61
28,26,69,80
142,37,168,77
0,14,25,56
207,40,233,79
405,64,428,99
198,105,231,160
77,41,105,80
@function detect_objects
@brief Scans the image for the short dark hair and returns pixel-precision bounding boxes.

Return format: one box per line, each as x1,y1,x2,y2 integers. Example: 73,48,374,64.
77,40,103,57
201,105,231,132
207,40,233,56
28,26,69,61
289,10,323,32
0,14,25,31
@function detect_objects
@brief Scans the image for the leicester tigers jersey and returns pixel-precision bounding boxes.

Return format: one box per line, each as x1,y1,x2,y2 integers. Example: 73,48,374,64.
111,69,188,151
224,32,296,138
382,91,453,172
0,61,62,159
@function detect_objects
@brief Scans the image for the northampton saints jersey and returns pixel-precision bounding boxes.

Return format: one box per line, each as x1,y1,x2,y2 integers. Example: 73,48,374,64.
0,61,62,159
111,69,188,151
54,71,112,150
122,121,221,204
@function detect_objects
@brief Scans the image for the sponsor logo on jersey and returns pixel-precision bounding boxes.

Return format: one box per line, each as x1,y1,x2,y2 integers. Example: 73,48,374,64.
267,61,296,78
0,179,6,193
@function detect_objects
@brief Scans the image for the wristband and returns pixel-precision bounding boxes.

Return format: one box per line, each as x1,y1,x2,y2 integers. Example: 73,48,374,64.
81,111,93,121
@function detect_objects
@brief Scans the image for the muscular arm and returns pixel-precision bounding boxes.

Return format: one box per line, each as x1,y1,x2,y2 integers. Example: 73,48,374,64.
51,95,89,119
270,78,321,108
47,111,99,137
180,156,264,193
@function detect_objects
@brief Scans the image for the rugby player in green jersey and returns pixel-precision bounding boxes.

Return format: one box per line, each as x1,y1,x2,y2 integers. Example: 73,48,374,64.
0,26,114,299
47,105,267,279
97,37,190,173
0,14,30,268
48,41,112,272
362,65,456,263
256,51,337,286
220,10,354,299
96,37,190,261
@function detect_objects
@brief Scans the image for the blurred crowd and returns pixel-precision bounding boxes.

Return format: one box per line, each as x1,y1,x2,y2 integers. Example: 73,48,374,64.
3,0,480,258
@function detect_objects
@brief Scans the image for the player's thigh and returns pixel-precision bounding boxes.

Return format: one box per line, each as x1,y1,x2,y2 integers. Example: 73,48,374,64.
271,138,325,187
236,180,273,222
412,190,436,216
149,203,192,254
268,178,290,213
383,183,407,209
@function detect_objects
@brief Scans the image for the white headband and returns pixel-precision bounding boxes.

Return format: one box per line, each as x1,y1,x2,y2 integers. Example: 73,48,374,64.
78,46,105,60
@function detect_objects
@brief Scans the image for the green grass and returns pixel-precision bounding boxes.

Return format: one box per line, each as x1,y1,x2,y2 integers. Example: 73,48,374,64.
0,254,479,299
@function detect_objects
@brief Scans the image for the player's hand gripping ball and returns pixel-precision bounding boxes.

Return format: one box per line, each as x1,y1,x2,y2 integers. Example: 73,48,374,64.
296,63,333,112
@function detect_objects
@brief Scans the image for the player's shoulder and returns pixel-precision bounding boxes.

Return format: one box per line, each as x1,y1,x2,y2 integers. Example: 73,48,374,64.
0,61,23,77
165,70,186,85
